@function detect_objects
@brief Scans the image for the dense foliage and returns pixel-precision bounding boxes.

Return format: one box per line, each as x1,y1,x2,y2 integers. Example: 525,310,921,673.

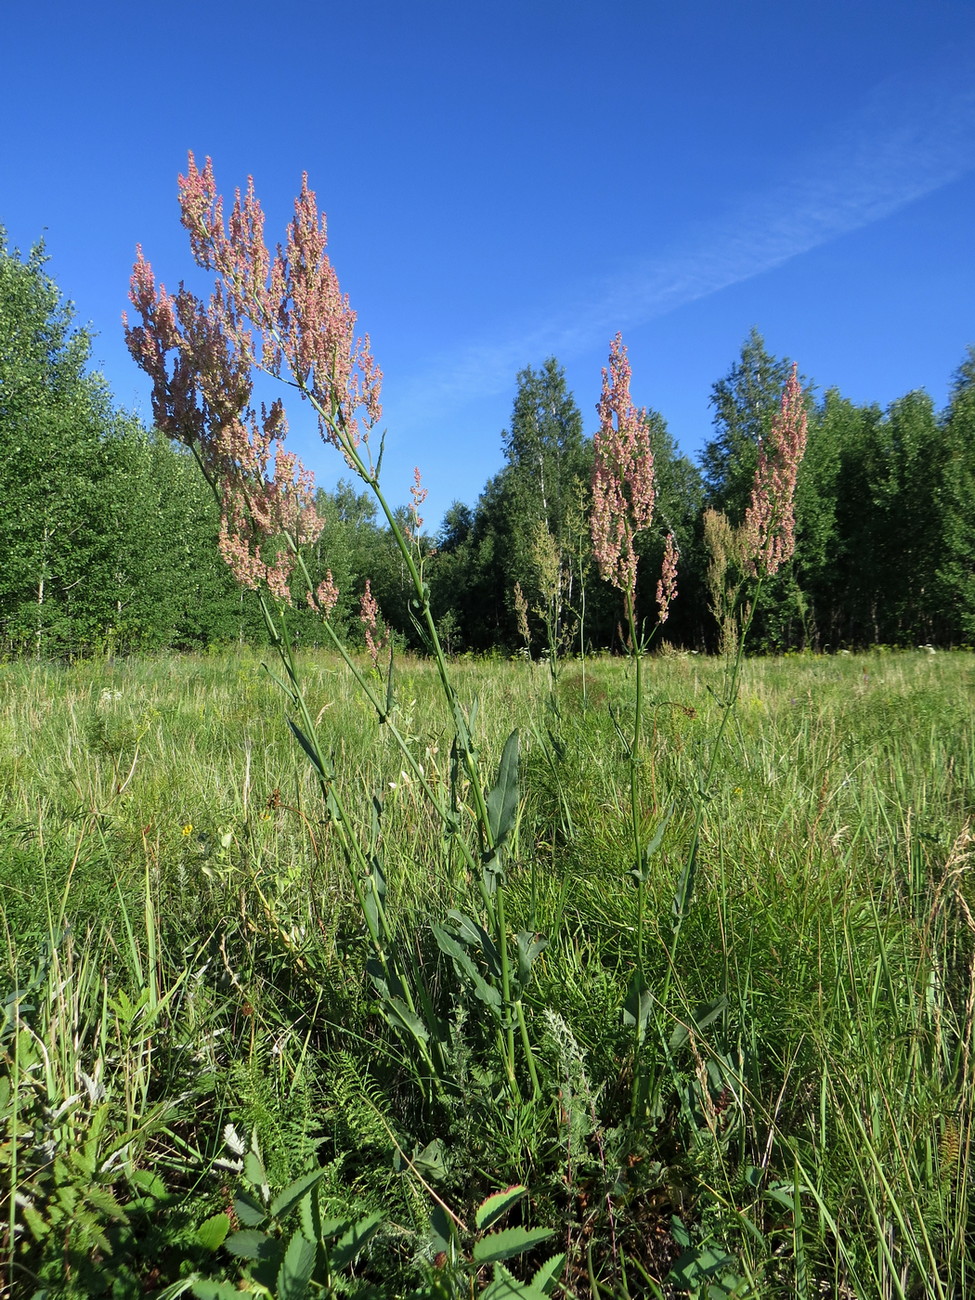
2,650,974,1297
2,233,974,658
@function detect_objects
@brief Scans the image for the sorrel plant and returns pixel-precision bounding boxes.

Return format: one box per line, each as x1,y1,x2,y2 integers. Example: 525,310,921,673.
124,155,542,1112
117,154,822,1295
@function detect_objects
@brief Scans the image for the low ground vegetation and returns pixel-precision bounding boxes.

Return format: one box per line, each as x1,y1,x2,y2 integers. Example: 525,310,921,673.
2,647,974,1298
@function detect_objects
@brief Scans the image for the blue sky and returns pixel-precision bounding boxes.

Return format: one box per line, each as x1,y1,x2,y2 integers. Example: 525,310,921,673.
3,1,974,529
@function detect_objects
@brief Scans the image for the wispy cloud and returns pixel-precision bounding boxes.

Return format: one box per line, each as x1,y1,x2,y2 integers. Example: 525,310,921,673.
391,49,975,430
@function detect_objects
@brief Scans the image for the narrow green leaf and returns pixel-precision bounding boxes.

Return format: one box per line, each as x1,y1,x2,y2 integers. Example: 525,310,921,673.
286,717,326,781
475,1184,526,1231
644,807,672,861
384,651,395,718
276,1231,317,1300
671,839,698,927
270,1167,329,1220
473,1225,555,1264
329,1210,383,1270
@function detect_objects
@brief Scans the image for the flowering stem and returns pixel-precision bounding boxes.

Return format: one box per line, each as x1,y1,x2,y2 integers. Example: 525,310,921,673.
625,590,649,1116
661,576,763,1012
292,387,526,1097
257,592,447,1101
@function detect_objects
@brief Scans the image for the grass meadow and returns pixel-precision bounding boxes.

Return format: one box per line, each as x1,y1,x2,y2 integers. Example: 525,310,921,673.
2,646,974,1298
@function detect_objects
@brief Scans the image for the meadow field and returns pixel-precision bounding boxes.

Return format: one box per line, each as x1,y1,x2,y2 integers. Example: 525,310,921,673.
2,647,974,1298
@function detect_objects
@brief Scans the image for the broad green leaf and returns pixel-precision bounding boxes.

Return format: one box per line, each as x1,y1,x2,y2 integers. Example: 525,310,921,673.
622,970,652,1033
486,729,520,846
429,1202,454,1256
479,1264,525,1299
196,1212,231,1251
765,1185,798,1212
480,1257,565,1300
473,1225,555,1264
129,1169,167,1200
515,932,548,990
475,1184,526,1231
270,1167,329,1219
223,1228,278,1262
330,1209,383,1270
412,1138,447,1181
380,994,430,1043
233,1190,267,1228
191,1282,244,1299
276,1230,317,1300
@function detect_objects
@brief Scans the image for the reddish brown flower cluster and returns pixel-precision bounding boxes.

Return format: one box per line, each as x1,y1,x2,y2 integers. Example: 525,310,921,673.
175,155,382,456
124,154,383,606
590,335,657,610
359,579,389,670
125,249,323,603
656,533,679,624
407,467,428,541
741,363,808,577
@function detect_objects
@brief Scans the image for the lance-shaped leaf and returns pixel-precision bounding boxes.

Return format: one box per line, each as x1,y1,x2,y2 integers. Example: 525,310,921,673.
671,837,698,929
329,1210,383,1270
447,910,502,978
668,995,728,1053
622,969,652,1034
515,931,548,994
287,717,327,782
276,1230,316,1300
487,729,520,848
361,856,387,945
270,1167,329,1220
473,1225,555,1264
475,1185,526,1231
433,923,503,1015
630,807,672,886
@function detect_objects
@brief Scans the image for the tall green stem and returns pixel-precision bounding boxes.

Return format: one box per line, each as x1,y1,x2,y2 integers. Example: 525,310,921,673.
661,578,764,1009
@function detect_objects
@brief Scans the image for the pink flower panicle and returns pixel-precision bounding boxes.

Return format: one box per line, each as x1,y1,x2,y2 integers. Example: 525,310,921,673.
359,579,390,671
175,153,383,465
406,467,428,540
742,363,808,577
591,334,657,609
308,572,340,619
656,533,679,624
124,252,323,605
124,153,384,602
